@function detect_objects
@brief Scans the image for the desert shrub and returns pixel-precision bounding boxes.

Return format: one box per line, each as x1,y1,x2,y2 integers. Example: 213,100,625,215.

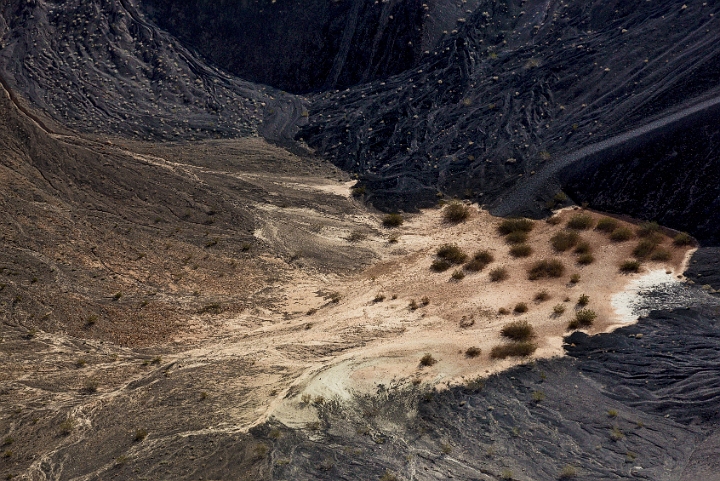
650,248,672,261
610,426,625,441
553,304,566,315
577,253,595,265
636,221,660,238
574,241,591,254
577,294,590,306
607,409,618,417
567,214,594,230
568,309,597,329
501,320,535,341
570,273,581,283
559,465,578,479
506,230,528,244
419,353,437,367
610,227,633,241
134,428,148,442
380,471,398,481
382,213,404,228
436,244,468,264
547,215,562,225
534,290,550,301
465,347,482,358
596,217,619,233
490,342,537,359
489,267,509,282
513,302,529,313
498,307,510,315
409,300,419,310
532,390,546,402
347,230,366,242
550,231,579,251
59,418,75,436
633,239,659,259
444,201,470,223
620,260,641,273
528,259,565,280
421,296,430,306
431,259,452,272
498,218,534,235
510,244,532,257
373,294,385,303
451,269,465,280
466,250,494,271
673,232,693,246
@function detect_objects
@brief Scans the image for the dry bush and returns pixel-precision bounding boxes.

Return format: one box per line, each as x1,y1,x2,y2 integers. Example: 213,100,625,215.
431,259,452,272
595,217,619,233
506,230,529,244
513,302,529,313
577,294,590,306
444,201,470,223
465,250,494,271
528,259,565,280
534,290,550,301
510,244,532,257
574,241,591,254
436,244,468,264
551,231,579,251
419,353,437,367
610,227,633,241
620,260,641,273
451,269,465,280
650,248,672,261
577,253,595,265
498,218,534,235
465,347,482,358
553,304,566,315
501,320,536,341
636,221,660,238
568,309,597,329
673,232,693,246
567,214,594,230
490,342,537,359
382,213,404,228
633,239,659,259
489,267,509,282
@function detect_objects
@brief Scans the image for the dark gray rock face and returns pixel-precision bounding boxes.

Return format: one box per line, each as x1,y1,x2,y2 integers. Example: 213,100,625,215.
298,0,720,233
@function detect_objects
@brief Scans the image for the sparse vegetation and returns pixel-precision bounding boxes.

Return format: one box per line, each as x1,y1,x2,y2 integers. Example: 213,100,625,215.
567,213,594,230
436,244,468,264
574,241,591,254
505,230,528,244
610,426,625,441
528,259,565,280
650,248,672,261
491,342,537,359
134,428,148,442
59,418,75,435
498,307,510,315
577,294,590,306
568,309,597,329
350,185,366,197
610,226,634,242
532,390,546,402
380,470,398,481
577,253,595,265
489,267,509,282
558,465,578,479
550,231,579,251
510,244,532,257
382,213,404,228
637,221,660,238
673,232,693,246
83,379,98,394
596,217,619,233
420,353,437,367
570,273,581,283
443,201,470,223
421,296,430,306
534,290,550,302
620,260,641,273
633,238,659,259
451,269,465,280
465,346,482,358
409,299,419,310
498,218,534,235
501,320,536,341
553,304,566,315
373,294,386,303
347,230,366,242
513,302,529,314
607,409,618,418
465,250,494,271
431,259,452,272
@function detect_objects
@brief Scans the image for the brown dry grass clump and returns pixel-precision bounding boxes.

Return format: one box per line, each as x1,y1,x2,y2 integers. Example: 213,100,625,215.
595,217,619,233
567,214,594,230
498,218,534,235
489,267,509,282
444,202,470,223
501,320,536,341
551,231,579,252
465,250,494,271
436,244,468,264
528,259,565,280
510,244,532,257
610,227,633,242
382,213,404,228
490,342,537,359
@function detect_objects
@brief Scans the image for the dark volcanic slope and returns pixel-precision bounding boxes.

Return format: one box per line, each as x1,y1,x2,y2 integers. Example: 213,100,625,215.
299,0,720,234
0,0,303,141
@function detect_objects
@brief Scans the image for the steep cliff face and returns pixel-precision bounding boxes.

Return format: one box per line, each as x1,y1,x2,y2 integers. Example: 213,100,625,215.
141,0,429,94
298,0,720,238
